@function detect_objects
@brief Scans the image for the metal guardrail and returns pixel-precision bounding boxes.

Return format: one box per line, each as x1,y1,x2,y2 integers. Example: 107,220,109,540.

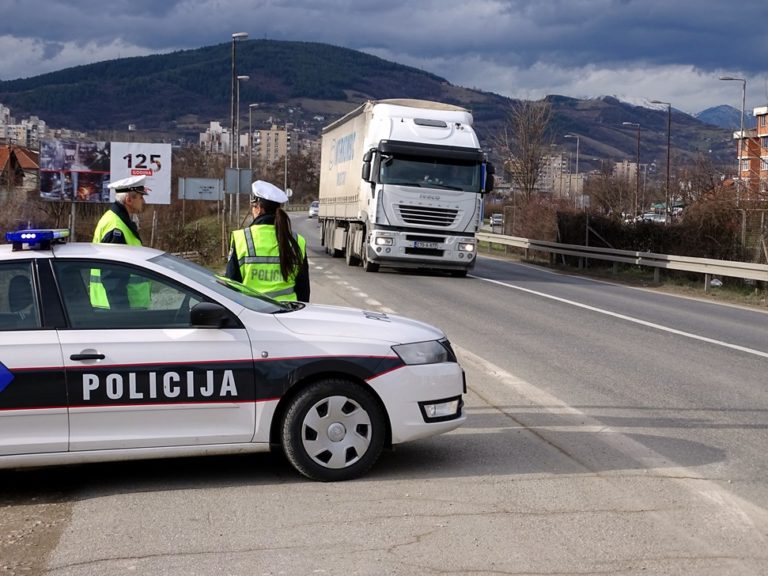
476,231,768,285
171,251,203,264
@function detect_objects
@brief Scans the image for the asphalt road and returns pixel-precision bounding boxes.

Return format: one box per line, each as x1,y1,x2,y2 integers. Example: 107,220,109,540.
2,217,767,575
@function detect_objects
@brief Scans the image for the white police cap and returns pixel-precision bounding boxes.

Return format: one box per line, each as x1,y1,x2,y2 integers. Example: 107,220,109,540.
108,175,148,194
251,180,288,204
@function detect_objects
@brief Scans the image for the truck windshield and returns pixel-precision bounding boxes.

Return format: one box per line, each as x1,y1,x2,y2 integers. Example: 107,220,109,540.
379,155,482,192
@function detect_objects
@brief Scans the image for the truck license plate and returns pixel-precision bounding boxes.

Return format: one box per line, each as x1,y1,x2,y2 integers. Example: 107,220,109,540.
414,241,439,249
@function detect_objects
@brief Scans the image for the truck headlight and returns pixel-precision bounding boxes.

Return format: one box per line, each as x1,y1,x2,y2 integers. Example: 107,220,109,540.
392,339,454,365
457,242,475,252
375,236,394,246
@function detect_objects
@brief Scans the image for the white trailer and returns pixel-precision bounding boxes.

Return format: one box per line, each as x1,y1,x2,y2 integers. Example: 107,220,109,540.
318,99,494,275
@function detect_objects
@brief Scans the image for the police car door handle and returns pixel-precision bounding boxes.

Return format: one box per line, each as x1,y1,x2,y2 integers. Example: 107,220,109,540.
70,352,105,361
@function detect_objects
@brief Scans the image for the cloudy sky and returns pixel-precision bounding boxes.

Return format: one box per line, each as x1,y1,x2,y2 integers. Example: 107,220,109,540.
1,0,766,115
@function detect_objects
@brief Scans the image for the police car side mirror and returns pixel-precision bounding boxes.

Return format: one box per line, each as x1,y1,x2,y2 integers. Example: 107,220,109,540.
190,302,234,328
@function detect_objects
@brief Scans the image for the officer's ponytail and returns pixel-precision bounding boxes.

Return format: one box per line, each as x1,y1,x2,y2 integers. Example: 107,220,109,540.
260,201,303,281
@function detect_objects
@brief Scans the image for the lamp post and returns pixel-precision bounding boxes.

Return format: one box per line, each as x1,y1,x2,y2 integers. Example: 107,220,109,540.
720,76,746,205
622,122,641,218
284,122,290,193
248,103,259,170
650,100,671,223
229,32,248,169
231,74,249,224
564,134,580,206
235,76,249,170
228,32,248,229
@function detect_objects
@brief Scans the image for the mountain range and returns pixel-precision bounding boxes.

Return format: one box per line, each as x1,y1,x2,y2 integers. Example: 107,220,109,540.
0,39,738,173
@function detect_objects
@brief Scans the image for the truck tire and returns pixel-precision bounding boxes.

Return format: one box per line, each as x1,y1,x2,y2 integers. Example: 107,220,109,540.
280,379,386,482
345,230,361,267
362,246,379,273
322,221,341,257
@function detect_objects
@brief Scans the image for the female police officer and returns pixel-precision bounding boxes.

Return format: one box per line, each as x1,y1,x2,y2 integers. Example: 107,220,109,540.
225,180,310,302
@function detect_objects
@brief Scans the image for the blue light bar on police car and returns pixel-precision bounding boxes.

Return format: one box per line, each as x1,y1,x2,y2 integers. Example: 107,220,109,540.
6,228,70,250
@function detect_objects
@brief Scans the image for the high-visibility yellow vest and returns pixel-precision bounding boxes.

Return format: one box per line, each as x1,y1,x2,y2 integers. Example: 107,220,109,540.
230,224,306,301
90,210,150,309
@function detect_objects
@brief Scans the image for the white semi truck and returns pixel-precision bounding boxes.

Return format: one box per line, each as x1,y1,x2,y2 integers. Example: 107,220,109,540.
318,99,494,276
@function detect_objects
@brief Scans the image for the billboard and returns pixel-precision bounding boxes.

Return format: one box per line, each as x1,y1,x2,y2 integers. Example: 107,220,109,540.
39,140,172,205
109,142,172,205
39,139,110,202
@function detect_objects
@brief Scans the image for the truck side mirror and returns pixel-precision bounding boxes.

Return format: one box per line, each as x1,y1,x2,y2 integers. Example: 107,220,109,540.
484,162,495,193
362,149,374,182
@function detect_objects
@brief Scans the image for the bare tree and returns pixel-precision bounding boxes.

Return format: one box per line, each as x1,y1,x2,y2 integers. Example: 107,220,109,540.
495,99,553,205
583,161,633,218
677,153,727,205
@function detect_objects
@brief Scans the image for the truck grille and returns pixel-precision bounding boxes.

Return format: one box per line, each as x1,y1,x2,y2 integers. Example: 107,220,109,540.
397,205,458,227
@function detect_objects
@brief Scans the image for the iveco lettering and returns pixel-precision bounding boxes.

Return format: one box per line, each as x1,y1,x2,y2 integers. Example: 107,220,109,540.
0,229,465,481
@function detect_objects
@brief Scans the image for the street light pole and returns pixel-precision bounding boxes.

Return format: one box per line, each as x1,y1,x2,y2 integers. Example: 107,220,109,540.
622,122,641,218
234,75,249,224
248,103,259,171
230,32,248,169
228,32,248,230
564,134,580,207
720,76,746,205
235,76,249,171
284,122,290,193
651,100,671,223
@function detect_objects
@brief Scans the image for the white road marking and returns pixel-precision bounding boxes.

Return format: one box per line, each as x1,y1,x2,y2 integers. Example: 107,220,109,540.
456,344,768,536
472,275,768,359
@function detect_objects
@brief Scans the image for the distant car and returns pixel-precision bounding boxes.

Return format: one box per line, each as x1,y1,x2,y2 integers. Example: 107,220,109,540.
308,200,319,218
489,213,503,228
642,213,667,224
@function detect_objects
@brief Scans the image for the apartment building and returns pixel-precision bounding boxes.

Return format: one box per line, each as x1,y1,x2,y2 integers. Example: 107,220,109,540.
753,106,768,197
252,124,290,167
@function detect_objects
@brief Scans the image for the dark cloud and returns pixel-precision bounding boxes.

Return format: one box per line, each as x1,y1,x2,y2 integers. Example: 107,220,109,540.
0,0,766,113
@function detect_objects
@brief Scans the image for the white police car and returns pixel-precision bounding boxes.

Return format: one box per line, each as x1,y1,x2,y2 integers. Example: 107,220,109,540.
0,229,465,481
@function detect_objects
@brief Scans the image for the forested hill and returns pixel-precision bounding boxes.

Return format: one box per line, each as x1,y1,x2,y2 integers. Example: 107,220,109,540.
0,39,508,135
0,39,733,167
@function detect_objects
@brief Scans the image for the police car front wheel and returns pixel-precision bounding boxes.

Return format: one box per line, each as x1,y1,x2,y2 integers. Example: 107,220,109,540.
281,379,386,481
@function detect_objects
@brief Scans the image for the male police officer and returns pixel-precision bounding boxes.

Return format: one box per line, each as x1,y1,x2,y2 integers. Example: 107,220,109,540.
90,175,150,309
93,175,148,245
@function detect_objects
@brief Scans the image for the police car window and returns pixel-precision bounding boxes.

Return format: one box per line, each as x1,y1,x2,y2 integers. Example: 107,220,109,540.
53,260,205,330
0,263,40,331
150,253,286,313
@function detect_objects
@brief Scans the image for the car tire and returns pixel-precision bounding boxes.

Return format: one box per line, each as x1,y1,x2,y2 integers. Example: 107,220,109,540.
281,379,386,481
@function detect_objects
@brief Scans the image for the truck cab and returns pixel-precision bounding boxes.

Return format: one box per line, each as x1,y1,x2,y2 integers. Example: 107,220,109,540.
319,99,494,276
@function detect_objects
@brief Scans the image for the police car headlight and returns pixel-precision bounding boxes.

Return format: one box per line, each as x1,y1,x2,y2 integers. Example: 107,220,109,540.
392,340,451,365
458,242,475,252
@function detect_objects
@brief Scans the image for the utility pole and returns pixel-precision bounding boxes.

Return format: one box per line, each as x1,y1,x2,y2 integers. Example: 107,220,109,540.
651,100,672,223
622,122,641,218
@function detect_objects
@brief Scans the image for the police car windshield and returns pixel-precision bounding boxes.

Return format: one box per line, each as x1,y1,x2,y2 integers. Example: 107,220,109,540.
150,253,288,313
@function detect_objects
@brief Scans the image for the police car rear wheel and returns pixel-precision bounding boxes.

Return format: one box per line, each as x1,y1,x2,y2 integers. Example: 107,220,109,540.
281,379,385,481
